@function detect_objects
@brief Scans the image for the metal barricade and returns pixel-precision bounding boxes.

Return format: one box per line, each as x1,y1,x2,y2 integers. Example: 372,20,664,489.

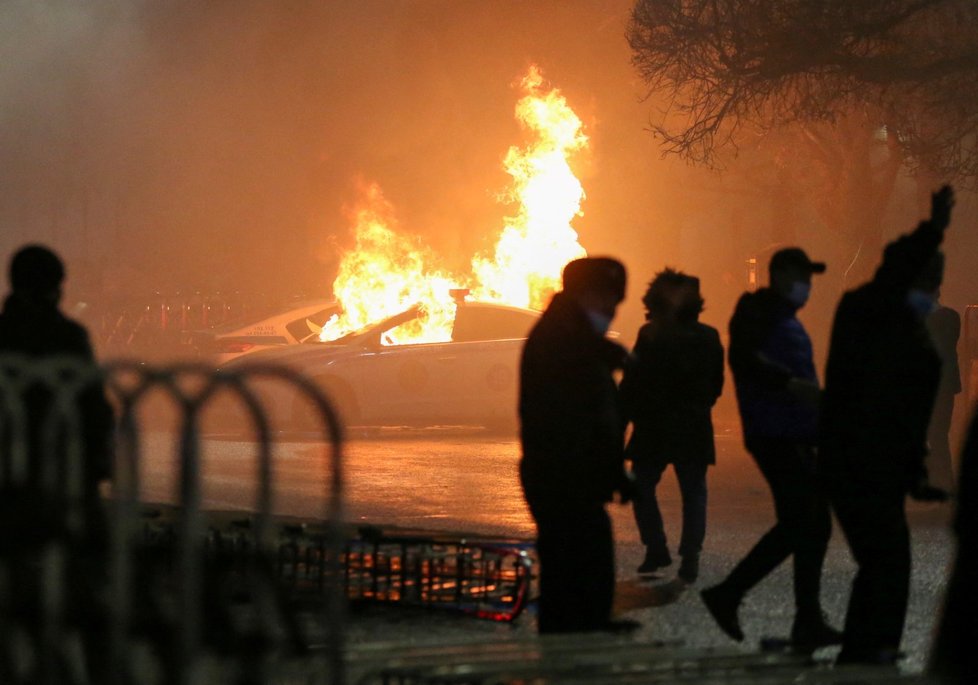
0,356,346,685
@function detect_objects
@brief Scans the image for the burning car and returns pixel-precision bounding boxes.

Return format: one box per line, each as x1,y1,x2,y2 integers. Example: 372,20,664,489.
188,298,341,364
221,297,542,432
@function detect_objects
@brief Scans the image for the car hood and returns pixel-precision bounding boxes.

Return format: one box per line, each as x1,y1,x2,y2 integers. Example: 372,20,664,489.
219,339,356,370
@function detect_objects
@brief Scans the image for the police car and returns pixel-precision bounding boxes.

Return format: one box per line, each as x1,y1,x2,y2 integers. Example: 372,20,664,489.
189,299,341,365
221,296,541,432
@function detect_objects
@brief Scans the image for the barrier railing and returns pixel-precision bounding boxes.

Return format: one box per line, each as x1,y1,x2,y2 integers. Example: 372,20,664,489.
0,357,346,685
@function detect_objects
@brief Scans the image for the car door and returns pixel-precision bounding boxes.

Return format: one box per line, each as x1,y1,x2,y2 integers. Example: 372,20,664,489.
356,340,466,424
445,305,540,425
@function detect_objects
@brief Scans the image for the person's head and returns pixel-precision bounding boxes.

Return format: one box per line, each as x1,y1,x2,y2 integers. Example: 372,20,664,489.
642,268,704,324
9,244,65,306
907,251,945,319
562,256,627,334
768,247,826,309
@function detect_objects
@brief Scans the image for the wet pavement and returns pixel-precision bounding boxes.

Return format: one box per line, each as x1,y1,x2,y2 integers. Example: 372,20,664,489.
140,427,955,673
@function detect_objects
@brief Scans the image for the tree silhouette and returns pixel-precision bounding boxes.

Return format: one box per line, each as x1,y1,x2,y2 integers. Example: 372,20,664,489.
627,0,978,278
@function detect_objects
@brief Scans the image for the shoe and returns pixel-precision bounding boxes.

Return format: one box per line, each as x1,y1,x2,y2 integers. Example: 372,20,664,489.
637,547,672,574
677,555,699,583
700,584,744,642
791,614,843,651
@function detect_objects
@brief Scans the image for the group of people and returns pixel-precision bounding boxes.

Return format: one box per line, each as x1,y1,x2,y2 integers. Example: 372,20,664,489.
518,185,962,667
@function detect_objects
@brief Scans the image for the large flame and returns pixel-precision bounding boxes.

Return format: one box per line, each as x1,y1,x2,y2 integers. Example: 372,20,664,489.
317,184,459,344
319,65,589,344
470,65,588,310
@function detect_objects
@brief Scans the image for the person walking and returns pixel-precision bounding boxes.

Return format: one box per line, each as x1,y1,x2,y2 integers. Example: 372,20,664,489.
820,186,955,666
620,269,723,584
519,256,635,634
700,247,840,650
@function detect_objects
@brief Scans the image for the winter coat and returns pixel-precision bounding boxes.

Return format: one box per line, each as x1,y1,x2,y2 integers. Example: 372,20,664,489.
620,319,724,465
0,293,113,510
819,220,943,490
728,288,819,443
519,292,627,513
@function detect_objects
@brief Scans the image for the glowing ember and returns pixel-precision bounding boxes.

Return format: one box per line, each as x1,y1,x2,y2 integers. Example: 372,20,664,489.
320,65,589,344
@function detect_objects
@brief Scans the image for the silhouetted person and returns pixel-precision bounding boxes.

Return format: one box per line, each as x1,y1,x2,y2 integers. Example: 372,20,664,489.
0,244,112,515
930,408,978,684
0,244,113,680
926,299,962,492
620,269,723,583
820,186,955,666
701,247,840,651
519,256,633,634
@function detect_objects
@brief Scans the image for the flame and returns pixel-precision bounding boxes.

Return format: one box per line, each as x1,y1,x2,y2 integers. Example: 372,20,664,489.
470,65,588,310
320,65,589,344
318,184,459,345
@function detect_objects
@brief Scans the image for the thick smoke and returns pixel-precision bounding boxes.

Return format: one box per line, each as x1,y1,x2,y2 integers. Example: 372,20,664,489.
1,0,975,353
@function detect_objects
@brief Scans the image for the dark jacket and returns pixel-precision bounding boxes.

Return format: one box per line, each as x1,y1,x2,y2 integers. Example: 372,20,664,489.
728,288,819,442
519,292,627,513
819,221,943,490
0,293,113,508
620,320,724,464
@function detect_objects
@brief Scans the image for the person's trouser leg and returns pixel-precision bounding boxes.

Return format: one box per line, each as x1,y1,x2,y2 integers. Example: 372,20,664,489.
674,460,708,558
832,485,910,660
631,456,670,555
534,505,614,633
779,446,831,620
720,441,794,596
722,440,829,618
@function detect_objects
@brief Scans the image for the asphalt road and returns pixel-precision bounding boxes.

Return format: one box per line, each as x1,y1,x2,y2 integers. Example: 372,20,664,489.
141,426,955,673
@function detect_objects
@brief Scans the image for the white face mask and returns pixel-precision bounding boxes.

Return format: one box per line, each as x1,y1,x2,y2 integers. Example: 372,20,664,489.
786,281,811,308
586,309,613,335
907,289,937,318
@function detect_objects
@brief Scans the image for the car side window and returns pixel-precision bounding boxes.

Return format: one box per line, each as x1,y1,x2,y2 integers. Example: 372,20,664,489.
452,307,539,342
286,308,337,342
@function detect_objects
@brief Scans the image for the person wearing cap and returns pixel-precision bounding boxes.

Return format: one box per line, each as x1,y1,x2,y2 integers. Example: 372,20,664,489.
619,269,724,584
519,256,636,633
700,245,841,651
820,186,954,666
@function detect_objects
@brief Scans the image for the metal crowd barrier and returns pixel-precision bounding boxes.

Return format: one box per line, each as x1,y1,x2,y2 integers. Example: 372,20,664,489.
136,512,534,625
0,355,346,685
